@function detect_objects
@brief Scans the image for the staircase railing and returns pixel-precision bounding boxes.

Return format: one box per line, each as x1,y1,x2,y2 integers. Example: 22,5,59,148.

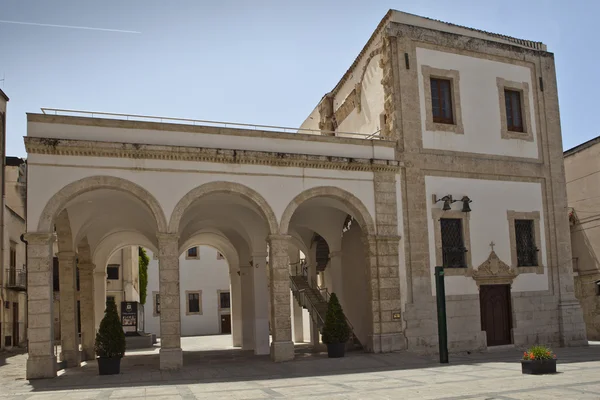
310,276,358,343
289,275,326,330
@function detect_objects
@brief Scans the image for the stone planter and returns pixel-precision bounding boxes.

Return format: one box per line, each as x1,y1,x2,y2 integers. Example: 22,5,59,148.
97,357,121,375
521,359,557,375
326,342,346,358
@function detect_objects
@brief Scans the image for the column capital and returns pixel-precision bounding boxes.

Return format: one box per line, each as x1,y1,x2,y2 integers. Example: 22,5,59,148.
78,262,95,271
364,234,401,243
267,234,291,243
329,250,342,259
252,251,268,258
157,232,179,243
24,232,55,245
57,251,77,261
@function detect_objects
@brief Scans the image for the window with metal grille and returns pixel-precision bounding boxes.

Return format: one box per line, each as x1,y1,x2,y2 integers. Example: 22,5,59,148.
219,292,230,309
431,78,454,124
154,293,160,315
106,265,119,280
505,89,524,132
187,247,198,258
515,219,537,266
440,218,466,268
188,292,200,313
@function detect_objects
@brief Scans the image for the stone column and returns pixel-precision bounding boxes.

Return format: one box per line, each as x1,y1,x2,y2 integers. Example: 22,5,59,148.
78,263,95,361
306,259,321,349
58,251,80,367
328,250,344,301
93,270,106,332
268,235,294,361
157,233,182,370
25,232,56,379
240,264,255,350
230,268,242,347
252,252,270,355
292,297,304,343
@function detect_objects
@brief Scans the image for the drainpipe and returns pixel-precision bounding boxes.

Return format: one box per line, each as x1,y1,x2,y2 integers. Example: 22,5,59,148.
20,233,27,349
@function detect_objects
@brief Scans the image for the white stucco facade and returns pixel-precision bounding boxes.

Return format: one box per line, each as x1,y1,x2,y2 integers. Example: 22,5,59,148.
144,246,231,337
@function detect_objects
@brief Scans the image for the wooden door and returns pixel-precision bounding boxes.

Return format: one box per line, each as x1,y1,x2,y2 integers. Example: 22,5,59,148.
12,303,19,346
220,314,231,334
479,285,512,346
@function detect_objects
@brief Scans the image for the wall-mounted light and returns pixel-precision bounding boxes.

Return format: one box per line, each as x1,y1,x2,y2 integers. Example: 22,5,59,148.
434,194,453,211
461,196,472,213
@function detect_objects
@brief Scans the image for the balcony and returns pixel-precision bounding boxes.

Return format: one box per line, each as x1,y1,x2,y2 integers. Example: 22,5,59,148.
5,268,26,291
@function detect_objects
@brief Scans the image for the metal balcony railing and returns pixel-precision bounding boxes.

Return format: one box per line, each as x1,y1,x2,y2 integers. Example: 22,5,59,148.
4,268,26,290
40,108,382,140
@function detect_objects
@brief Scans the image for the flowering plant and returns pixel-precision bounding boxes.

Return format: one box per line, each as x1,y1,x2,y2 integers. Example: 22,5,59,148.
522,345,556,361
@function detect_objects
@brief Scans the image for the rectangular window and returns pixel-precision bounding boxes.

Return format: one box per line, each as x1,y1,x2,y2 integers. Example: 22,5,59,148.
9,244,16,269
515,219,537,266
219,292,231,309
188,292,200,313
430,78,454,124
106,265,119,280
440,218,466,268
154,293,160,315
504,89,523,132
53,257,59,292
187,247,199,259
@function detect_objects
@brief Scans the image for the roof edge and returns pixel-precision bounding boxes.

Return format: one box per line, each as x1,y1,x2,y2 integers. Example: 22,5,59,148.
0,88,8,102
564,135,600,157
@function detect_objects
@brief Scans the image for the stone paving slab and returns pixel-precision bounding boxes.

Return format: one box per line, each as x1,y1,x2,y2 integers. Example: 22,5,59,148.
2,340,600,399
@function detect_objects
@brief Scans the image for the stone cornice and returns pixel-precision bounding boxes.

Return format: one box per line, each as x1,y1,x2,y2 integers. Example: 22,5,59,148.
25,137,401,172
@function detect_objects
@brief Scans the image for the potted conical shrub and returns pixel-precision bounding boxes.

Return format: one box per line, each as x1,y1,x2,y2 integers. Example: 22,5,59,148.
95,299,126,375
321,293,351,358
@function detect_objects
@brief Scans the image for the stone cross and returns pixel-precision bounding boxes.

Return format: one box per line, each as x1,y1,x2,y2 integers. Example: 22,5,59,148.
490,241,496,251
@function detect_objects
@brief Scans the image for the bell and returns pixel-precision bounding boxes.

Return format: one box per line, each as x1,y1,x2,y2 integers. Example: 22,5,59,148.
461,196,472,213
442,199,451,211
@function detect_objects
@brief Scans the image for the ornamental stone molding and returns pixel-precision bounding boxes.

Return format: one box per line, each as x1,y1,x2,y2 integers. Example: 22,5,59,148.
25,137,399,173
37,175,168,233
168,181,278,235
279,186,376,236
471,250,517,286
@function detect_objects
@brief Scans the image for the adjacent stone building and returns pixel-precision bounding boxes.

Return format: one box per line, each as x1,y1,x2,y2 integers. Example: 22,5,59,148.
565,137,600,340
23,10,586,379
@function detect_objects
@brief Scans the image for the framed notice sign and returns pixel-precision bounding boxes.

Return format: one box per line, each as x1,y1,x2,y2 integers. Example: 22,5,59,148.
121,301,138,334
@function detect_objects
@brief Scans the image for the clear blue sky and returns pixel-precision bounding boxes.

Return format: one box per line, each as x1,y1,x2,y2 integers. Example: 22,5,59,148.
0,0,596,157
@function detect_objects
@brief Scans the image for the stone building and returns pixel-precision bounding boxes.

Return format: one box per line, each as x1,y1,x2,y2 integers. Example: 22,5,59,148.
564,137,600,340
0,157,27,350
23,10,586,379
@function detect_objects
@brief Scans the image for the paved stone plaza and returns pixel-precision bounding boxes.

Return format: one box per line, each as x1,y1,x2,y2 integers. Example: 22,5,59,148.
1,337,600,399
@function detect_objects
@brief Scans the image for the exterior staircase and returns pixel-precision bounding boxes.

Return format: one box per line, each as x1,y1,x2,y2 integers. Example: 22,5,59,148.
290,274,362,351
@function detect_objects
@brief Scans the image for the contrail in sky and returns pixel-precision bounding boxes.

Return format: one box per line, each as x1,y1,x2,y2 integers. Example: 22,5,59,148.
0,20,141,34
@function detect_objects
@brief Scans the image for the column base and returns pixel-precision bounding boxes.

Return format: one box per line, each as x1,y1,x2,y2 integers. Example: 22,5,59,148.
159,348,183,370
60,349,81,368
26,355,57,380
368,333,407,353
558,300,589,346
270,341,294,362
81,348,95,362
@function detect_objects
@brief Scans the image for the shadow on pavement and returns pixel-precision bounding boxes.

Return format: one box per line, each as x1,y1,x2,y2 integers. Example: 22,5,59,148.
22,343,600,393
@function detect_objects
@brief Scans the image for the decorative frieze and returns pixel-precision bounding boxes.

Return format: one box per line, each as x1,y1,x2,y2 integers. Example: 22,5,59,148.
25,137,400,172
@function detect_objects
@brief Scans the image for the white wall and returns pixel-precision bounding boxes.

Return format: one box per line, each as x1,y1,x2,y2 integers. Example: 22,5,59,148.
144,245,230,337
416,47,539,159
425,176,548,296
26,156,378,237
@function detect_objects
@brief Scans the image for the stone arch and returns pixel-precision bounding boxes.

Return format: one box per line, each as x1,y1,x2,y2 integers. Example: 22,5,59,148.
279,186,376,236
168,181,278,235
37,175,168,233
178,231,240,269
55,209,74,252
92,230,159,272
